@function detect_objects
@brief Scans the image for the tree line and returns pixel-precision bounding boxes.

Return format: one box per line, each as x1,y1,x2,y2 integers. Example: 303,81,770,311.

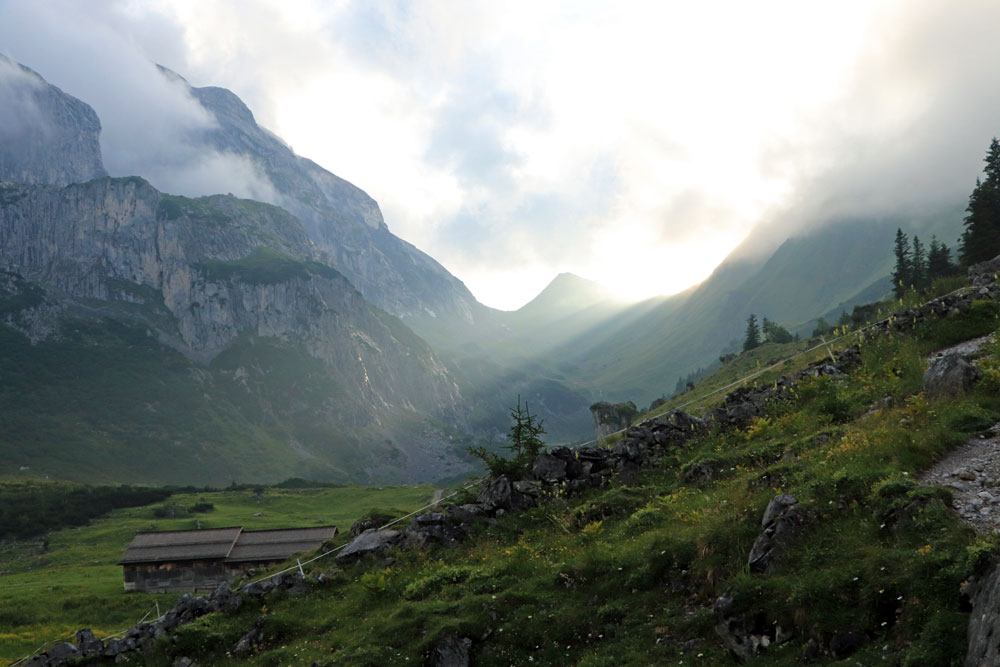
743,314,797,352
891,137,1000,298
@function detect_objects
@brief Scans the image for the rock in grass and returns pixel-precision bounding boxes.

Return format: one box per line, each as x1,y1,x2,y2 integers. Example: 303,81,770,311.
335,528,402,564
430,635,472,667
923,353,980,399
965,561,1000,667
748,494,803,575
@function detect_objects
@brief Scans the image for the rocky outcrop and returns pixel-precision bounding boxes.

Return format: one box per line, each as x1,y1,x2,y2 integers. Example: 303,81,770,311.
965,561,1000,667
589,401,639,439
0,176,470,481
0,56,107,186
335,529,404,565
923,353,980,399
157,66,488,333
747,494,804,575
705,346,860,431
430,635,472,667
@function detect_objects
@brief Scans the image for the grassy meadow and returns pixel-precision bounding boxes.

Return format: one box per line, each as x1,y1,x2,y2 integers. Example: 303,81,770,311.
0,484,437,664
113,292,1000,666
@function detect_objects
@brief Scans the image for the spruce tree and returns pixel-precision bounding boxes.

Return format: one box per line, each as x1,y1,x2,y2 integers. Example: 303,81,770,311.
891,228,912,298
927,235,954,281
960,138,1000,265
743,314,761,352
911,235,927,290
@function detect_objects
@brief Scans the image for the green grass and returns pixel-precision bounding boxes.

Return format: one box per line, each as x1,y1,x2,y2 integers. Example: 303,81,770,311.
0,484,436,663
89,297,999,666
195,246,341,286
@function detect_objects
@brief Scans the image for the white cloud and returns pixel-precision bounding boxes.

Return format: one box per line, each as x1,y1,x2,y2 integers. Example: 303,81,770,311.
1,0,998,309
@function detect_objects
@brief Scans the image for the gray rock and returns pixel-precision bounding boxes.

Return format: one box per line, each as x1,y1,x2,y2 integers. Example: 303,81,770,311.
75,628,104,657
0,55,108,186
232,618,265,658
430,635,472,667
924,353,980,399
532,453,567,482
681,461,714,487
748,494,803,575
335,529,403,564
173,657,196,667
476,475,534,513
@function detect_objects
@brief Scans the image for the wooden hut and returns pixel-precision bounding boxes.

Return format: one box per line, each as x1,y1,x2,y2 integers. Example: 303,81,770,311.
118,525,337,592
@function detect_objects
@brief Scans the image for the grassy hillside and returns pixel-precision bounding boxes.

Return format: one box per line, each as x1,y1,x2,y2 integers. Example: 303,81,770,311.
0,483,437,664
9,280,995,665
0,311,470,487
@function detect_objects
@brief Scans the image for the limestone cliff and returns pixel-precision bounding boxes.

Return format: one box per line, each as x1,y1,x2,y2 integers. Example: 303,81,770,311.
0,55,107,186
158,66,490,335
0,178,471,483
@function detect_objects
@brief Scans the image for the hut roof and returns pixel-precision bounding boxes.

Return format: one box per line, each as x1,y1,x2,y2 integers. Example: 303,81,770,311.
118,527,242,564
227,526,338,563
118,525,337,565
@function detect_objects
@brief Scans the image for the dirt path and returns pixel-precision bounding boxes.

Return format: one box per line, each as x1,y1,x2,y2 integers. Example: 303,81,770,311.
920,424,1000,533
919,334,999,533
430,488,444,506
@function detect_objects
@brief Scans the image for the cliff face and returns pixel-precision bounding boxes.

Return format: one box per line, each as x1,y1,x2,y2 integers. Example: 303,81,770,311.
0,178,461,417
0,59,473,484
159,67,489,332
0,55,107,186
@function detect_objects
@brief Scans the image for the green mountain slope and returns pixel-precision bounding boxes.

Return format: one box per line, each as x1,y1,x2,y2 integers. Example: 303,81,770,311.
13,271,1000,666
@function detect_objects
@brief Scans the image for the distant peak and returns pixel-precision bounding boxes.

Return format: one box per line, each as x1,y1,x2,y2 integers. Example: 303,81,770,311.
155,64,189,86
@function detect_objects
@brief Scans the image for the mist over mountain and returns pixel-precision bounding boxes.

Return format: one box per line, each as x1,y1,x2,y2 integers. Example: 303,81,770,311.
0,60,474,485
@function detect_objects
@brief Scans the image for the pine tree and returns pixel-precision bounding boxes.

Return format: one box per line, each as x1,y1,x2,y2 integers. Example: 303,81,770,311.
911,235,927,290
743,314,761,352
762,317,794,344
891,228,912,298
960,138,1000,265
927,235,955,281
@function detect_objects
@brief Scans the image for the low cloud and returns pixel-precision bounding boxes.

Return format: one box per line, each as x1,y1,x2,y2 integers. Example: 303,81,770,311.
1,1,998,307
0,1,279,202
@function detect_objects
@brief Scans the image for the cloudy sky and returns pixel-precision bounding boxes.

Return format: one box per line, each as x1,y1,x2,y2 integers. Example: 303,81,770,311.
1,1,998,309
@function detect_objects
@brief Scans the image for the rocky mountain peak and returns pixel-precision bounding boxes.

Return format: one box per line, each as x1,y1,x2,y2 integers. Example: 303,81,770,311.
0,55,107,186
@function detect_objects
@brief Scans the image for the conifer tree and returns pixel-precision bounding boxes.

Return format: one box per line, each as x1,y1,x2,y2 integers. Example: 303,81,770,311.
960,138,1000,265
911,235,927,290
927,235,954,281
891,228,912,298
743,314,761,352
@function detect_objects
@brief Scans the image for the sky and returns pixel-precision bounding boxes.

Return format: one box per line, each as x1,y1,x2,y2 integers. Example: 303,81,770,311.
1,1,999,309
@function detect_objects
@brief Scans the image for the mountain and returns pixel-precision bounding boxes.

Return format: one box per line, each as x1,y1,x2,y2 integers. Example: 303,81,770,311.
0,59,473,486
452,214,966,425
0,55,107,185
156,66,494,341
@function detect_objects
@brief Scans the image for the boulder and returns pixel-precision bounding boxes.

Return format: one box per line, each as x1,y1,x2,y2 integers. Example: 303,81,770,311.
590,401,639,439
924,353,980,399
445,503,490,526
969,254,1000,287
75,628,104,657
210,581,243,613
335,528,403,564
681,461,714,487
430,635,472,667
231,618,265,658
476,475,534,513
43,642,78,666
532,453,567,483
748,494,803,575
